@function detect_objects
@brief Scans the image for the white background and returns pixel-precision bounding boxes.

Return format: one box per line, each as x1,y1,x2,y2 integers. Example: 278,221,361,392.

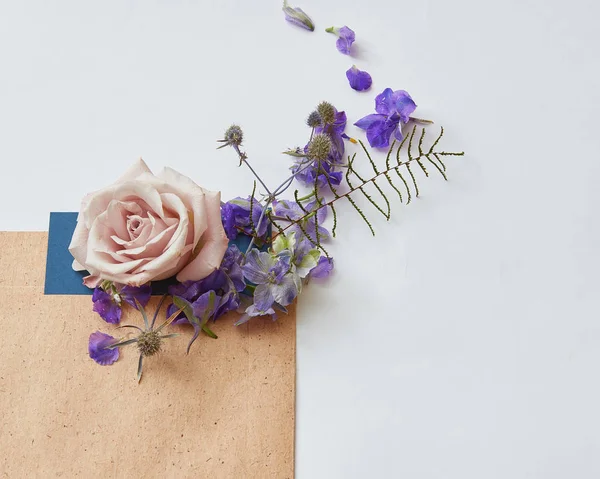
1,1,599,477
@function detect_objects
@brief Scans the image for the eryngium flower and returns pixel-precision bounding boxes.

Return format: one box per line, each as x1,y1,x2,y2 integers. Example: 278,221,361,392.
307,133,332,161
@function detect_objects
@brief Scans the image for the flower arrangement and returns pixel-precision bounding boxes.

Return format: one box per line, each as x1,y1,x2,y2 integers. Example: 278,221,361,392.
71,6,465,381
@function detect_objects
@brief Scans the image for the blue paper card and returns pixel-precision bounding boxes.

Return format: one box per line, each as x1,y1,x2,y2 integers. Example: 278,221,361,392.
44,212,257,296
44,212,174,295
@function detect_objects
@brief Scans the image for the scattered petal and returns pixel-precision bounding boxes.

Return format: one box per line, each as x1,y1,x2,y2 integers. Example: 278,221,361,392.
346,65,372,91
326,26,355,54
88,331,120,365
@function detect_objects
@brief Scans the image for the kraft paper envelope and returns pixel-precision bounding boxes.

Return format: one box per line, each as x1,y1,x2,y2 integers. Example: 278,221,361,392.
0,232,295,478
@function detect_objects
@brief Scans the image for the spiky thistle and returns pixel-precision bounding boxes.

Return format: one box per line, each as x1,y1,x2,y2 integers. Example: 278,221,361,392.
106,296,182,382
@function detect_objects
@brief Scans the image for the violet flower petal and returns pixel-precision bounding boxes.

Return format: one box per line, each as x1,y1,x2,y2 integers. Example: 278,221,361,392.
366,117,399,148
354,113,386,131
336,26,355,54
346,65,372,91
120,284,152,309
254,283,276,312
375,88,396,115
91,288,122,324
310,256,334,279
88,331,120,365
393,90,417,123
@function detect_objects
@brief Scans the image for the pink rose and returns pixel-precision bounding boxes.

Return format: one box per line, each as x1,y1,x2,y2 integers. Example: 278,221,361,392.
69,159,228,287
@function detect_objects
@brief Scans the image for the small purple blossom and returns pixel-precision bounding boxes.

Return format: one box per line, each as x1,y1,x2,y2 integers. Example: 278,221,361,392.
282,1,314,31
354,88,417,148
242,250,300,314
309,256,335,279
92,283,151,324
273,199,330,243
167,244,246,324
120,284,152,309
88,331,119,365
92,288,122,324
221,197,268,240
346,65,372,92
326,26,355,54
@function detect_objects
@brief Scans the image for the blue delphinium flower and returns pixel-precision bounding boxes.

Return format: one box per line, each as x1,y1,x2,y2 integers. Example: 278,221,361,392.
88,331,120,365
346,65,372,92
241,249,301,320
221,197,268,240
309,256,334,279
92,283,151,324
282,0,314,31
167,244,246,324
354,88,417,148
273,199,330,243
326,26,356,54
272,232,320,278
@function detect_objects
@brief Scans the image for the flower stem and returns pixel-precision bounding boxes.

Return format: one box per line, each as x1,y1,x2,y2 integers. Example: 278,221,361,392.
233,144,273,196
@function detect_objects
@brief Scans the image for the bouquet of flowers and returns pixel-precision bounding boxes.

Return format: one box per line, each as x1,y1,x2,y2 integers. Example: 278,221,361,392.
70,8,464,381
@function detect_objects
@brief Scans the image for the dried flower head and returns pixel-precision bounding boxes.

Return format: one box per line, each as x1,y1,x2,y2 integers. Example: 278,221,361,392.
137,330,162,357
307,133,332,161
316,102,336,125
225,125,243,145
306,111,322,128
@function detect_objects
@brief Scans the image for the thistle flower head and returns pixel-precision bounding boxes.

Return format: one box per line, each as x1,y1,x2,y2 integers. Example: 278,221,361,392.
316,102,336,125
225,125,243,145
137,330,162,357
307,133,332,161
306,111,322,128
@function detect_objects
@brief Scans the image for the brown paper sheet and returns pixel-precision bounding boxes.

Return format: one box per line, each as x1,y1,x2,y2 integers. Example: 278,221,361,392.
0,232,295,478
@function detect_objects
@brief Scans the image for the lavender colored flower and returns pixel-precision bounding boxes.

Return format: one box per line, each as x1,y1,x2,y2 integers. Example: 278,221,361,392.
242,250,301,314
121,284,152,309
273,199,330,243
88,331,119,365
309,256,334,279
354,88,417,148
346,65,372,92
92,288,122,324
92,283,151,324
167,244,246,324
272,232,320,278
282,1,314,31
326,26,355,54
221,197,268,240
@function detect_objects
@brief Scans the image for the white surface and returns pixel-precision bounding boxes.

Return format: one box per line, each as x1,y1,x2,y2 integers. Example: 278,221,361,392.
1,1,599,477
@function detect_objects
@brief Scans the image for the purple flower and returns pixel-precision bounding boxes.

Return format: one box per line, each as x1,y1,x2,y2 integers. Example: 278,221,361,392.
167,244,246,324
354,88,417,148
92,283,152,324
326,26,355,55
120,284,152,309
282,1,314,31
92,288,122,324
88,331,119,365
273,199,330,243
242,250,300,314
346,65,372,92
309,256,334,279
221,197,268,240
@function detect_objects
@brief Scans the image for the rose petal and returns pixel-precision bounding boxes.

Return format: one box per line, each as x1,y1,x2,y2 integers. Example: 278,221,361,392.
176,190,229,282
